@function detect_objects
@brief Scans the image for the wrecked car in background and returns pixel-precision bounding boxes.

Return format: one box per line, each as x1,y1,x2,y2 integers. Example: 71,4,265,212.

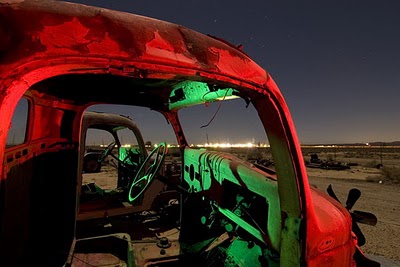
0,1,379,266
81,111,147,174
78,111,180,221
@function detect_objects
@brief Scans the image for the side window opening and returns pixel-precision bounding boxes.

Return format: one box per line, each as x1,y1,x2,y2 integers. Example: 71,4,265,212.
6,97,29,148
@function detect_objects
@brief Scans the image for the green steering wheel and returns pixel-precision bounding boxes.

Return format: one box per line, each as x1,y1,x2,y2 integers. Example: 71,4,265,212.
128,142,168,202
98,141,116,163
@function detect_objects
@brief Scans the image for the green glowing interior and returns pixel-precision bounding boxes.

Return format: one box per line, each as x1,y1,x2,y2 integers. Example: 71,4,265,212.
119,147,134,164
168,81,239,110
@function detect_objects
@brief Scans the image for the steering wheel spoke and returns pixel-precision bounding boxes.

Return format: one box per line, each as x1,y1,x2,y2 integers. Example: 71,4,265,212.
128,142,167,202
98,141,116,163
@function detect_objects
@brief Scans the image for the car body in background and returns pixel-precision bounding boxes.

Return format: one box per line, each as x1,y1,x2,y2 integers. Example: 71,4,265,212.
82,148,102,173
0,1,379,266
81,111,146,174
77,111,181,221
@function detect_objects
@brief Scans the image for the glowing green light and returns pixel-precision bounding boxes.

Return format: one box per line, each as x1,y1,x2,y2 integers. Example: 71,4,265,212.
168,81,238,110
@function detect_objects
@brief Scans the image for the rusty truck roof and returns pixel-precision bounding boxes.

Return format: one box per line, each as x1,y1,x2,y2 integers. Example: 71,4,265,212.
0,0,273,92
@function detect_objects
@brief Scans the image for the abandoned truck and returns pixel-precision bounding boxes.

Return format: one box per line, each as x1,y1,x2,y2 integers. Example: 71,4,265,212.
81,111,148,174
79,111,148,220
0,1,379,266
78,111,181,221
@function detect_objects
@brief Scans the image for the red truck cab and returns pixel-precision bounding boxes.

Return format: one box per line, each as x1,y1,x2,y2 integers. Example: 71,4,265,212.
0,1,378,266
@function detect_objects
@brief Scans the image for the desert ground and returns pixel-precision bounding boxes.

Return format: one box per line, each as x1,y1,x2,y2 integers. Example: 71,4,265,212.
286,146,400,263
83,146,400,264
307,167,400,263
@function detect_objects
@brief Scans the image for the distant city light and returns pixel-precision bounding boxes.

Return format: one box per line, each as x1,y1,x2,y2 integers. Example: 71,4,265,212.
99,144,132,148
194,142,269,148
93,143,396,149
97,142,270,148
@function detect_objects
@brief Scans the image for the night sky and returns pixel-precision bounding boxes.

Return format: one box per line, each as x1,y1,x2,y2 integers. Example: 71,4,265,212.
65,1,400,144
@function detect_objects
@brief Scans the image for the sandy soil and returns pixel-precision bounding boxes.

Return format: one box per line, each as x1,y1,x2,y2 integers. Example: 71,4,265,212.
307,166,400,263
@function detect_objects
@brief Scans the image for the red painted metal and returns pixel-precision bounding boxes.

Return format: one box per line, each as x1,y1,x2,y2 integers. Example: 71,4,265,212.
0,1,376,266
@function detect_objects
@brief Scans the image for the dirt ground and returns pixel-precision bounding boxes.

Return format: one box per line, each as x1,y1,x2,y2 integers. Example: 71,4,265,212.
307,166,400,263
302,148,400,263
